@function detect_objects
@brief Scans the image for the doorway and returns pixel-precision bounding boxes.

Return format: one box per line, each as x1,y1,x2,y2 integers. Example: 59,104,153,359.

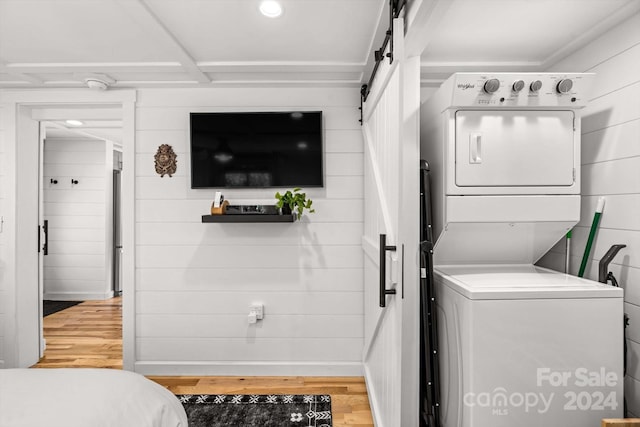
37,117,123,366
3,90,135,369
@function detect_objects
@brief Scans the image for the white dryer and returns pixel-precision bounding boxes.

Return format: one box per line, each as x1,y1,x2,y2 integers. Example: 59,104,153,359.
420,73,624,426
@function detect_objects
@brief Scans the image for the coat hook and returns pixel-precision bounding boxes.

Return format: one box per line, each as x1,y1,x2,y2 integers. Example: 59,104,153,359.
50,178,58,184
71,179,79,185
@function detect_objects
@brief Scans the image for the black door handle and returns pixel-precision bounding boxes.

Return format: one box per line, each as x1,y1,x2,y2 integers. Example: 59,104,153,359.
379,233,397,307
43,220,48,255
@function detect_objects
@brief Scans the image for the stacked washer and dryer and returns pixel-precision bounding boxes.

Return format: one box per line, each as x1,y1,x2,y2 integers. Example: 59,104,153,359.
420,73,623,426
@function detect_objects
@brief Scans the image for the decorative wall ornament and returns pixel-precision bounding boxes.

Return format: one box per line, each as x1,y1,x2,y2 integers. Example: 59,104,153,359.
154,144,177,177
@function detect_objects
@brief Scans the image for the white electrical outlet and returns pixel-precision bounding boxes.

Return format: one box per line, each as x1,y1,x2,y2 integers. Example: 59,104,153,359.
248,312,257,324
249,303,264,320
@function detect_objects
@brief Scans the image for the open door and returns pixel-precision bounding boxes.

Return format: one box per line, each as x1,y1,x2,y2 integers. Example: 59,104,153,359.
361,18,421,427
38,122,47,358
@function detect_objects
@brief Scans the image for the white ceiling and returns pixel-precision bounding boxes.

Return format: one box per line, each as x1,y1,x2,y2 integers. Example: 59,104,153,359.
0,0,385,88
418,0,640,84
0,0,638,90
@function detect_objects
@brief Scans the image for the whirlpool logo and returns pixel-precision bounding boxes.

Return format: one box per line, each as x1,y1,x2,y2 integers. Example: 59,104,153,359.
457,83,475,90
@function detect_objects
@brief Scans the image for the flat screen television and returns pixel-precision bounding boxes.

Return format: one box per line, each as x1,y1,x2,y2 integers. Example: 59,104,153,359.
190,111,323,189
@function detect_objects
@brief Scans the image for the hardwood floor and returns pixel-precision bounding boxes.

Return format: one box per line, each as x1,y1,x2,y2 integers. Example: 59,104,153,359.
34,297,123,369
32,296,374,427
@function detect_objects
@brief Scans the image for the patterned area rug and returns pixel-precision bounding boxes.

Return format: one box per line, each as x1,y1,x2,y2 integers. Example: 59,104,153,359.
178,394,332,427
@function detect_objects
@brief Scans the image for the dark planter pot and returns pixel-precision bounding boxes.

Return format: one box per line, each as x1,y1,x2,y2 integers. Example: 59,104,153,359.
281,205,292,215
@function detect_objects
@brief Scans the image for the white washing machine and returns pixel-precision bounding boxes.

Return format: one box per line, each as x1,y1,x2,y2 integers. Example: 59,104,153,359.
436,264,623,426
420,73,624,426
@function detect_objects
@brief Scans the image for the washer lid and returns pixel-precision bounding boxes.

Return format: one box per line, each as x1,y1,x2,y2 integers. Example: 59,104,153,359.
435,264,624,300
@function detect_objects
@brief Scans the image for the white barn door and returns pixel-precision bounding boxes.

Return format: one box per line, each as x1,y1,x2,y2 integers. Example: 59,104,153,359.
361,18,421,427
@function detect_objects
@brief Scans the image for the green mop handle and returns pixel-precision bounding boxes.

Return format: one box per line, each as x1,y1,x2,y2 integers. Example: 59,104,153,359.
565,229,572,274
578,197,605,277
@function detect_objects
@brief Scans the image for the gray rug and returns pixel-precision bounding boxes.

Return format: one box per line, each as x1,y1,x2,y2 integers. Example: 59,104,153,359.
178,394,332,427
43,300,81,317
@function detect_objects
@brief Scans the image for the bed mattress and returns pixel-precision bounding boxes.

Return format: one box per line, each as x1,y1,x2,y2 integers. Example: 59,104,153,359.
0,368,188,427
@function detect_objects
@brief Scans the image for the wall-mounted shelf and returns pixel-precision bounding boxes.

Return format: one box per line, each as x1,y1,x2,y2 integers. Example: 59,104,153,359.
201,214,295,223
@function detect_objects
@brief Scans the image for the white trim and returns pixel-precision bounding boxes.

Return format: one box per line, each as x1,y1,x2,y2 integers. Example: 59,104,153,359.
3,101,18,368
43,292,115,301
198,61,365,71
419,60,541,72
0,89,136,104
31,108,122,121
104,139,115,305
14,105,41,367
398,54,422,427
121,97,136,371
0,59,43,85
134,361,363,377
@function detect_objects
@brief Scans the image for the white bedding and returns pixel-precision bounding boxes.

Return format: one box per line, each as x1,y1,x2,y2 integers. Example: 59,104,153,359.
0,368,188,427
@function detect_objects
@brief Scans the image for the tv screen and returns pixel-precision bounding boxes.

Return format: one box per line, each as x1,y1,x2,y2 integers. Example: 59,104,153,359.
190,111,323,189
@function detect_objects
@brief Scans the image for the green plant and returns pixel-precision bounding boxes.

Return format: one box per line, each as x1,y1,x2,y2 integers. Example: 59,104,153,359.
274,187,315,219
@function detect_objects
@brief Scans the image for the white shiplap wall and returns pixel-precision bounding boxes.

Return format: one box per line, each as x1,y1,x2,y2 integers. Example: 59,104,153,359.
538,12,640,417
134,87,364,375
43,138,110,300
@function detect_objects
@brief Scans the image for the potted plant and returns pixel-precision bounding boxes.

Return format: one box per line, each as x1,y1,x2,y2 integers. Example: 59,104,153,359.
274,188,315,219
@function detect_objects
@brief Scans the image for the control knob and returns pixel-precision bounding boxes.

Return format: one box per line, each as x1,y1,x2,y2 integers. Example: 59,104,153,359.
483,78,500,94
556,79,574,94
512,80,525,92
530,80,543,93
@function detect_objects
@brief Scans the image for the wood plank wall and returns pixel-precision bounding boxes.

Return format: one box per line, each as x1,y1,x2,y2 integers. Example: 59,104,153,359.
538,11,640,417
43,138,109,300
133,87,365,375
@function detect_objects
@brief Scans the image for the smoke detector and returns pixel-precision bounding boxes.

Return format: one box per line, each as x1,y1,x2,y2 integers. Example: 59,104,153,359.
85,78,110,90
75,73,116,91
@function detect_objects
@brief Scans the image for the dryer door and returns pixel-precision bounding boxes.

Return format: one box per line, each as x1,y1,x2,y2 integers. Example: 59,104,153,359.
455,110,575,187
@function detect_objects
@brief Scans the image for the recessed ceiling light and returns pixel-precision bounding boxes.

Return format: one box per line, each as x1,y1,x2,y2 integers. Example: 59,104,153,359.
260,0,282,18
65,120,84,126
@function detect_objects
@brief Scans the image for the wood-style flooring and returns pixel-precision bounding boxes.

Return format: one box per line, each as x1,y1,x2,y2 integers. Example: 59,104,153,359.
34,297,123,369
32,297,374,427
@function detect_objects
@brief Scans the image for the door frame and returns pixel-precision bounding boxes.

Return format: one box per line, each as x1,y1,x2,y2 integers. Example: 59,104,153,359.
1,89,136,369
